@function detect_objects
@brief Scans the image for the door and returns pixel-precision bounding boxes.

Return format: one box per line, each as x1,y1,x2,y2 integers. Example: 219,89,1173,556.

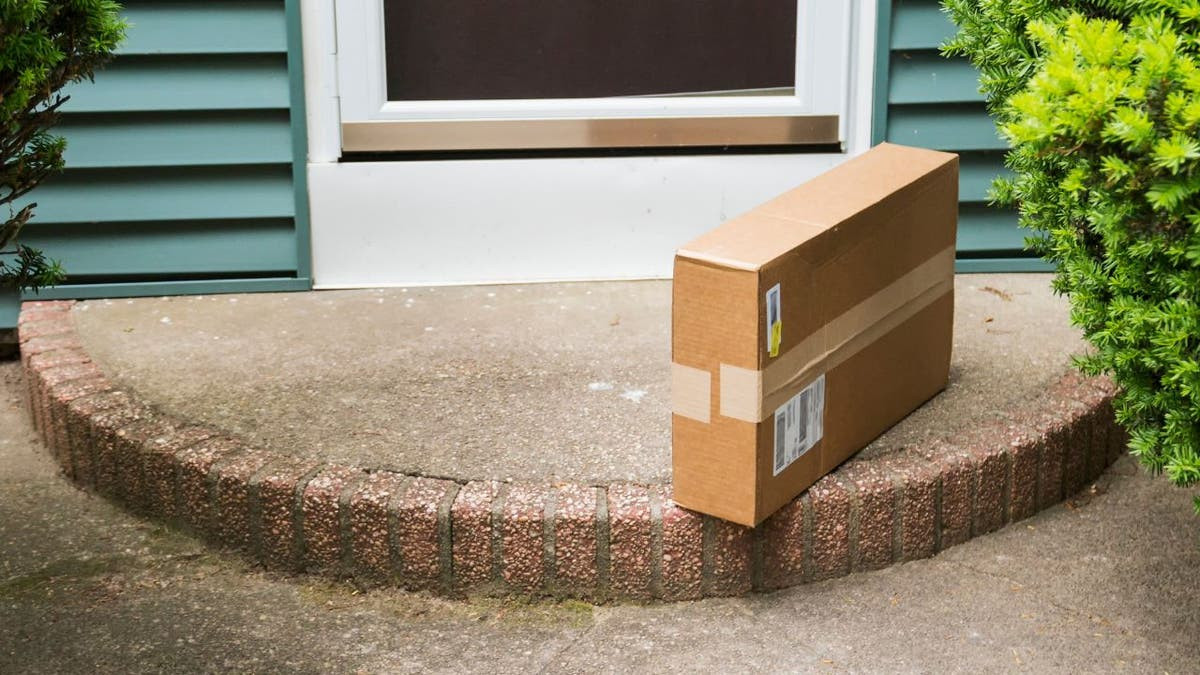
307,0,867,287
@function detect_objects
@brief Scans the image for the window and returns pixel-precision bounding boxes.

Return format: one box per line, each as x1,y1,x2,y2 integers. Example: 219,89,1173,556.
335,0,851,152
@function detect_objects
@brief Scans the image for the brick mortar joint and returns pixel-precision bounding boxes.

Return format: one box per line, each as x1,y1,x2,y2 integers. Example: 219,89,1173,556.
839,474,862,572
436,482,461,592
337,472,371,576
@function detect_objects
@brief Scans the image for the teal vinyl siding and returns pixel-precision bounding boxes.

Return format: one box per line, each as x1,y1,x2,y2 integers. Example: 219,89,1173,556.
58,111,294,169
874,0,1029,270
10,0,309,312
118,1,288,55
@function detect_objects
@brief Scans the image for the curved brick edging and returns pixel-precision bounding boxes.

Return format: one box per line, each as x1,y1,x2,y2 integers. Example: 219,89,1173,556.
18,300,1128,601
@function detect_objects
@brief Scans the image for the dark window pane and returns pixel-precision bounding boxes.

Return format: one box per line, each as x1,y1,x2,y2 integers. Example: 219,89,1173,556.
383,1,798,101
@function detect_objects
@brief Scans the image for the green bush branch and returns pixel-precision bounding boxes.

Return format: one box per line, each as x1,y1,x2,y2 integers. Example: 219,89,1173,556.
943,0,1200,511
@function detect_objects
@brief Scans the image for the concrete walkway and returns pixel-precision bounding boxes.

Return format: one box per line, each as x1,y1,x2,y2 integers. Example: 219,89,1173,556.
1,360,1197,673
71,275,1081,483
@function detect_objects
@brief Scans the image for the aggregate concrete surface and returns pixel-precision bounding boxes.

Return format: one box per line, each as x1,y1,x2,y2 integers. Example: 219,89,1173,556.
71,275,1082,483
1,361,1197,673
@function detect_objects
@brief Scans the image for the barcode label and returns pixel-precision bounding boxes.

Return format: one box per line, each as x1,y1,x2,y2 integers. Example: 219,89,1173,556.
773,374,826,476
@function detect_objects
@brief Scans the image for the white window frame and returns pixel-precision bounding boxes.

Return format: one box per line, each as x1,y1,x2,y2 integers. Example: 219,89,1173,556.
333,0,853,149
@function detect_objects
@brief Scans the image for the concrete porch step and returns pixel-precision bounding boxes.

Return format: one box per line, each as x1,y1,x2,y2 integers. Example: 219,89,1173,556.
16,274,1124,600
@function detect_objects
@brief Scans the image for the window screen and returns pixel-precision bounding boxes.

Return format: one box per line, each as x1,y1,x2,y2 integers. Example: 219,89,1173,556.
382,0,798,101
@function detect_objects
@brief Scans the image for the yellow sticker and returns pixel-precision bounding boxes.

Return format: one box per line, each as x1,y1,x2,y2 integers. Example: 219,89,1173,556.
766,283,782,358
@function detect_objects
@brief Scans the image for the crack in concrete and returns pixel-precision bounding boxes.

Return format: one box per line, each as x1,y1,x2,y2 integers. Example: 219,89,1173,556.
945,559,1091,620
536,610,604,673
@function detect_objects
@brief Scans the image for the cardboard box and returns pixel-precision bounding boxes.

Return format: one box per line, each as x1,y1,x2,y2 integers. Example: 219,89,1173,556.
671,143,958,526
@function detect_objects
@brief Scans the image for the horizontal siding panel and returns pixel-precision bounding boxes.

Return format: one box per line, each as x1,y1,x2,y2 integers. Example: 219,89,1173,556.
25,277,310,301
889,52,982,104
891,0,956,50
60,111,292,169
887,103,1007,151
22,166,295,224
956,258,1051,273
119,1,287,55
23,219,298,277
959,151,1009,203
61,54,289,112
957,205,1023,253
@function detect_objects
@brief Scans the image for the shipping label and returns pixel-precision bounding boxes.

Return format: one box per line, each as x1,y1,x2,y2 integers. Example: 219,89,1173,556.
772,374,825,476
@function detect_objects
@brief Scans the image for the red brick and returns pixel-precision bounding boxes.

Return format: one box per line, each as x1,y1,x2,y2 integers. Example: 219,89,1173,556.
17,312,67,331
214,450,275,551
659,495,703,600
34,379,92,473
18,317,74,342
257,458,322,570
34,360,101,390
1045,370,1092,399
1036,416,1068,509
1069,383,1115,478
888,453,939,561
607,484,653,599
1008,433,1040,523
63,391,134,487
394,477,455,589
707,517,753,596
807,475,851,580
112,418,178,512
20,334,82,434
43,379,115,477
47,374,112,423
26,374,48,442
19,299,73,314
350,471,409,579
554,483,598,594
300,465,363,572
141,425,214,520
18,304,72,326
501,484,547,593
842,462,898,572
1108,418,1130,465
760,496,806,589
1086,402,1114,482
27,348,89,372
176,437,243,536
1062,409,1091,497
20,334,81,367
968,440,1010,536
451,480,498,591
1047,375,1110,491
932,446,974,549
90,403,153,498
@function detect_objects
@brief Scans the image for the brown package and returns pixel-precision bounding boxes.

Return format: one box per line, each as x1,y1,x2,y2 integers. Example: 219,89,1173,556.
671,142,959,526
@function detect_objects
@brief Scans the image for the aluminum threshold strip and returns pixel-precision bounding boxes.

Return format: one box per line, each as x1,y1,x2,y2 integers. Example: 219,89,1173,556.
341,115,840,152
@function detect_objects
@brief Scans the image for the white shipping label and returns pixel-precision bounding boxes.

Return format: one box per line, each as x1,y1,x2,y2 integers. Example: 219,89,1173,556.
772,374,826,476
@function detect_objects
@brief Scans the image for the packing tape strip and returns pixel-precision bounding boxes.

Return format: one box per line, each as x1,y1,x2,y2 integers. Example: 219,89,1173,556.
718,245,955,423
671,362,712,423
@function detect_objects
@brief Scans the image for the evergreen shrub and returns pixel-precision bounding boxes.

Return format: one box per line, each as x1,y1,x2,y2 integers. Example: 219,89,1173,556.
1,1,124,291
943,0,1200,510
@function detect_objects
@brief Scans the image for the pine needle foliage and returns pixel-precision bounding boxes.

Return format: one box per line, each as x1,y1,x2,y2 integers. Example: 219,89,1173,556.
943,0,1200,511
0,1,125,291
